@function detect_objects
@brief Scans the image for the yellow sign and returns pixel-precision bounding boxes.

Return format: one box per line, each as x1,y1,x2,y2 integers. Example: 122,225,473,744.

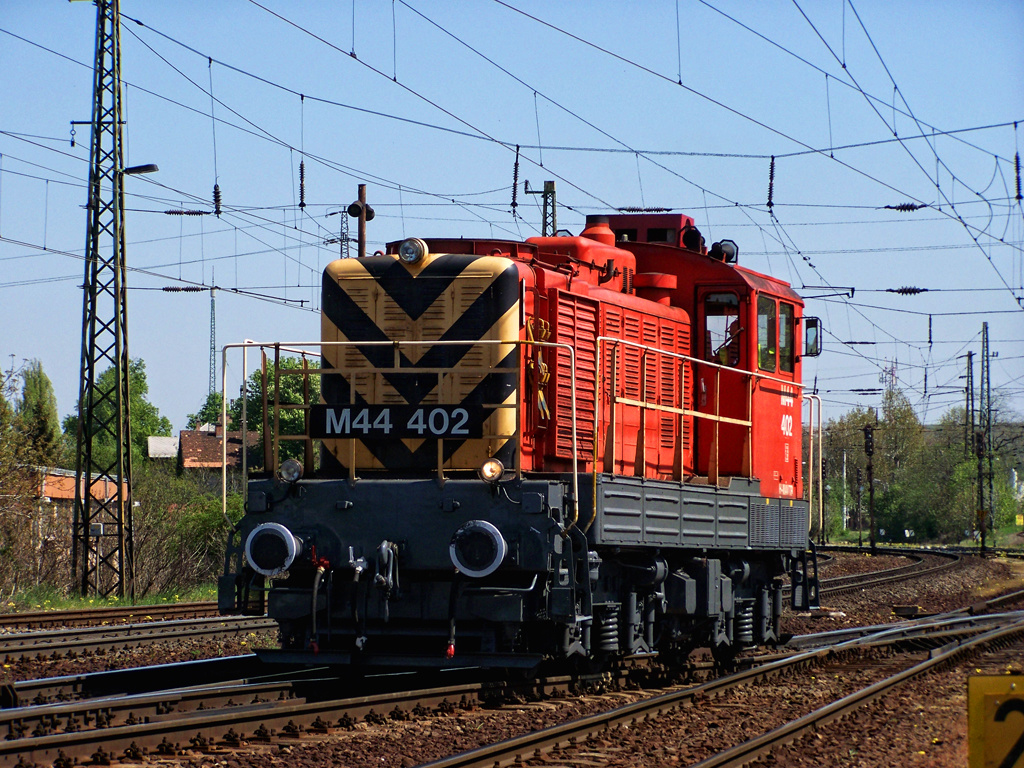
969,675,1024,767
1017,514,1023,527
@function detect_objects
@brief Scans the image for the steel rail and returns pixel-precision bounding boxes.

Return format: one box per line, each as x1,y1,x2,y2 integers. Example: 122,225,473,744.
815,549,960,597
0,673,563,766
786,610,1024,650
416,613,1024,768
780,548,956,603
4,609,1019,766
0,602,219,631
689,617,1024,767
2,655,266,709
0,616,275,662
0,679,298,744
415,652,832,768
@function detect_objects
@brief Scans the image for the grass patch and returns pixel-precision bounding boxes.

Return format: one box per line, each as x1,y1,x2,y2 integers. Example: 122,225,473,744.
0,583,218,613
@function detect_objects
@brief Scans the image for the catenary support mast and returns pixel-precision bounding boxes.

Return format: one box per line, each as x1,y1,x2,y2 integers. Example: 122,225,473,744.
72,0,133,598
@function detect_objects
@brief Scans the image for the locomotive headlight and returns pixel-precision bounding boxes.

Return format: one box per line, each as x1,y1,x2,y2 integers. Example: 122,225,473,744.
245,522,302,577
398,237,428,264
477,458,505,484
277,458,304,484
449,520,508,578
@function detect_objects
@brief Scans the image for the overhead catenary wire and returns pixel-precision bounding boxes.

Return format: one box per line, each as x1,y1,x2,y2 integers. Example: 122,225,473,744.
792,0,1023,305
2,9,1020,421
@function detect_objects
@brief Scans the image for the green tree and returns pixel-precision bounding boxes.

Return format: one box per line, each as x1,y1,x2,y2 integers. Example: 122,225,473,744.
816,406,876,540
131,461,243,596
227,355,320,467
0,360,40,595
62,358,172,467
878,384,923,487
186,391,224,430
15,359,63,466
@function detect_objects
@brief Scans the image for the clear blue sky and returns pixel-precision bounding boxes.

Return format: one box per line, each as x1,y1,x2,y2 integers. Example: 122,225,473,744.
1,1,1022,433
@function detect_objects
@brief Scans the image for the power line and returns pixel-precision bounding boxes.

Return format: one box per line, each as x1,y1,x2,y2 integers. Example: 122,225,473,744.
792,0,1023,305
241,0,620,213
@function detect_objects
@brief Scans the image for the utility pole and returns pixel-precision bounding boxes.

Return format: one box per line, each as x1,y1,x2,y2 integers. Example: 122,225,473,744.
526,180,557,236
347,184,374,259
977,322,993,553
72,0,154,598
863,424,876,555
841,450,848,531
976,430,987,555
855,467,863,548
208,282,217,396
964,350,974,458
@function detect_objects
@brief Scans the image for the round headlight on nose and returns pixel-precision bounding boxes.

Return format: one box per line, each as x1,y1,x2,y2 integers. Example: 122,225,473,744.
245,522,302,577
277,458,303,484
398,237,428,264
449,520,507,578
477,458,504,484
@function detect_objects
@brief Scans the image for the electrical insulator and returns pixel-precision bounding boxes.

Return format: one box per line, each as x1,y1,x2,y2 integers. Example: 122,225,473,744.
299,161,306,209
887,286,927,296
1015,151,1021,201
883,202,926,212
213,184,222,217
511,145,520,211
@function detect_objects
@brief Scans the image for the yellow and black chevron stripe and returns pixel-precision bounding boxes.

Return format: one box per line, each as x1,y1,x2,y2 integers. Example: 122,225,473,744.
320,250,520,474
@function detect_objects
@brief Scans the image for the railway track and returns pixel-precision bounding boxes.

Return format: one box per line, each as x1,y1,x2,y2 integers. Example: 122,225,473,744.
0,661,593,765
3,600,1021,766
690,619,1024,768
417,612,1024,768
815,547,960,597
0,601,219,631
0,615,275,663
0,548,1014,766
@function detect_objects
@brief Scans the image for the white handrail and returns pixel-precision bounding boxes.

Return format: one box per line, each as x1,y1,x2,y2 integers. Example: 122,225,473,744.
802,393,823,540
220,338,579,534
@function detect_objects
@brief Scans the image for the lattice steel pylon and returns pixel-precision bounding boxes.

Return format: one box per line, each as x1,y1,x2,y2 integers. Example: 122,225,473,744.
525,180,556,236
72,0,133,598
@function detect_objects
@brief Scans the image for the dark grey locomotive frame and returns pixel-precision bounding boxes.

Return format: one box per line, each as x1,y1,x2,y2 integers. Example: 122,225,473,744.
221,471,817,670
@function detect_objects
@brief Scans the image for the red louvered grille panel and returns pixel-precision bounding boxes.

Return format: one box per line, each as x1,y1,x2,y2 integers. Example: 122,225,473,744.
622,314,642,400
553,294,597,458
596,304,692,478
602,308,622,392
679,324,692,454
659,323,680,449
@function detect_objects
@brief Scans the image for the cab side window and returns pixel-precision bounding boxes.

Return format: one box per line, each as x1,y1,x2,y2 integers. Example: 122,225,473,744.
757,296,777,371
704,292,741,366
779,303,794,373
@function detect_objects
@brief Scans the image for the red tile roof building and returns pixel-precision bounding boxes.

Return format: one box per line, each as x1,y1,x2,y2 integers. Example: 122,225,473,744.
178,424,256,470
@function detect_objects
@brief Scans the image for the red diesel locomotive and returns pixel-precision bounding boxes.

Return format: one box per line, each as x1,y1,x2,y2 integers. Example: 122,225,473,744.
220,211,821,670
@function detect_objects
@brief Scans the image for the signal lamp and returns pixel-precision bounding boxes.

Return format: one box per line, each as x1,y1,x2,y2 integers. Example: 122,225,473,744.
477,458,505,484
398,238,429,265
347,200,375,221
710,240,739,263
277,458,304,484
